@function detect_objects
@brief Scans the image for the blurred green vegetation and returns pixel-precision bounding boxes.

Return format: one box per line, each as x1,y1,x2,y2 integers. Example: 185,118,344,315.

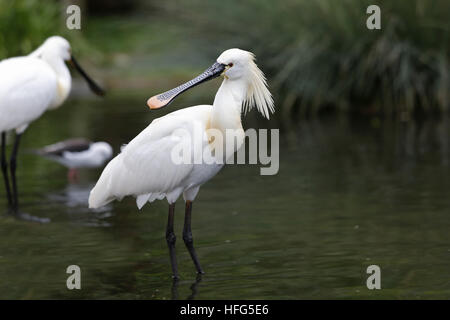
0,0,100,61
164,0,449,118
1,0,448,118
0,0,60,58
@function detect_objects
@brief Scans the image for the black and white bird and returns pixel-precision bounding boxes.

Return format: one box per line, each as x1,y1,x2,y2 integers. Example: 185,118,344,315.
34,138,113,181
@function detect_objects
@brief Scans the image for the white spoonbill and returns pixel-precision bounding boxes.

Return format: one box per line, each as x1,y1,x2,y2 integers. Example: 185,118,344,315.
0,36,104,214
33,138,113,181
89,48,274,278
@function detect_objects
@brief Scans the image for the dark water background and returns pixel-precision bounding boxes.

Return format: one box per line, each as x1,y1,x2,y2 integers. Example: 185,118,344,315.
0,94,449,299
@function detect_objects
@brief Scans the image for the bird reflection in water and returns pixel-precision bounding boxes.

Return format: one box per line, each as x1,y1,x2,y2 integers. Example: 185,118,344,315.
46,183,113,227
171,274,203,300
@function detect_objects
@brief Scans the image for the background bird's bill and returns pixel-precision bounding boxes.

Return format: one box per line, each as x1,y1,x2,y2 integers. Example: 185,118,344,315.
69,55,105,96
147,62,226,110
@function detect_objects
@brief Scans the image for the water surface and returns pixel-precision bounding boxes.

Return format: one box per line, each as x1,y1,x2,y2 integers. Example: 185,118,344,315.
0,95,449,299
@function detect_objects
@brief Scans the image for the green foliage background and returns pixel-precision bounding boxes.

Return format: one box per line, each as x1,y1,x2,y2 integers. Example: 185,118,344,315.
0,0,448,117
0,0,61,59
0,0,99,62
165,0,449,116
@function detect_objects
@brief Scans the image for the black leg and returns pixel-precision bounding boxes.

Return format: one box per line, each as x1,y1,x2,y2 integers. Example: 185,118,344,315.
171,278,179,300
1,132,12,207
183,201,204,274
1,132,49,223
9,133,22,211
166,203,179,279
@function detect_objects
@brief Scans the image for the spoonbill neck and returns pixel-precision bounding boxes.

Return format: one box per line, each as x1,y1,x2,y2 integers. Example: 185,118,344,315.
43,56,72,109
212,78,246,131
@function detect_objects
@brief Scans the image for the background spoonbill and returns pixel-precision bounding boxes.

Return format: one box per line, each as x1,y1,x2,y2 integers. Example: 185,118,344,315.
0,36,104,215
33,138,113,182
89,48,274,278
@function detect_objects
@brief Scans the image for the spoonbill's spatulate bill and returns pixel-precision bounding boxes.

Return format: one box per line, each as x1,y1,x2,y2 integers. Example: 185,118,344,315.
34,138,113,181
89,48,274,279
0,36,104,215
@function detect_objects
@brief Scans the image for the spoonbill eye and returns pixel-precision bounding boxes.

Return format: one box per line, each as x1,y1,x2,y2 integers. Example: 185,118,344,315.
228,63,234,67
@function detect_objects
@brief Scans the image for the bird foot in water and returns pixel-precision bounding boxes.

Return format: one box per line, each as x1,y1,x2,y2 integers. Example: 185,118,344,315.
172,274,180,280
7,208,51,223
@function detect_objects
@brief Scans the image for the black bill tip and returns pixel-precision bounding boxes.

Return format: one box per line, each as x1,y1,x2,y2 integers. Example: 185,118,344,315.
70,55,105,97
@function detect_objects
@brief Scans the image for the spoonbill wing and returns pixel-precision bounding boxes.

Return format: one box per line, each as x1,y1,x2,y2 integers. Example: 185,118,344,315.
89,105,213,208
0,57,57,133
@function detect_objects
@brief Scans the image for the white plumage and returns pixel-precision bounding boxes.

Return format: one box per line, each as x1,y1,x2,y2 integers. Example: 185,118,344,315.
90,105,220,208
34,139,113,169
0,36,103,213
0,55,61,134
0,35,103,135
88,48,274,278
89,48,274,209
58,142,113,169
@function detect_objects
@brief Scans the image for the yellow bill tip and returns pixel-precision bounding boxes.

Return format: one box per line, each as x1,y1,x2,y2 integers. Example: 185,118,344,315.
147,95,168,110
